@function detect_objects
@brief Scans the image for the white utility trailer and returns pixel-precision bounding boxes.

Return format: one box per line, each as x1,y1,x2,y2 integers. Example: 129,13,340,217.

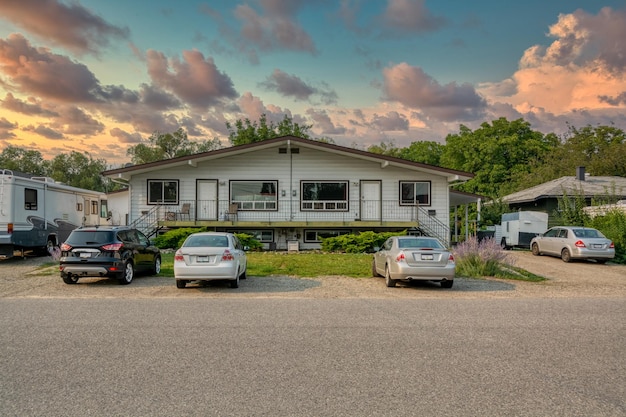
0,169,108,259
499,211,548,249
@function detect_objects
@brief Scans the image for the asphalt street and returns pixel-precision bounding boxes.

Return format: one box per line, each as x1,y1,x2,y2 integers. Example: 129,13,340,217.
1,297,624,417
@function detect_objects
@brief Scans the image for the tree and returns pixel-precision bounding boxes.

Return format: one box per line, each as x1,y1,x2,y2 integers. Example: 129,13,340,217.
48,151,108,192
126,128,222,164
0,146,49,175
226,114,312,146
440,118,559,198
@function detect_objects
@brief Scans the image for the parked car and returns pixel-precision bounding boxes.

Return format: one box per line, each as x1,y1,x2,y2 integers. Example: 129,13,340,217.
59,226,161,285
372,236,455,288
530,226,615,263
174,232,248,289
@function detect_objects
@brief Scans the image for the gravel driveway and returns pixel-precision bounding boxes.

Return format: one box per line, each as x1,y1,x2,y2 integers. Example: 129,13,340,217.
1,251,625,299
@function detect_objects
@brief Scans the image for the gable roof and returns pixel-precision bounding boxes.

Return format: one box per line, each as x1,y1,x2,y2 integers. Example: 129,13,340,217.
102,135,474,183
501,175,626,204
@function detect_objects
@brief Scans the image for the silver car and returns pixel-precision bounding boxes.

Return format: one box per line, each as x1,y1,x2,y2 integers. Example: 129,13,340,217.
372,236,455,288
530,226,615,263
174,232,248,288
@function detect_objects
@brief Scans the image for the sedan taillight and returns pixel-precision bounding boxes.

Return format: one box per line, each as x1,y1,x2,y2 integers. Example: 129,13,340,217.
448,254,455,264
574,240,586,248
609,242,615,248
395,252,406,262
222,249,234,261
174,250,184,261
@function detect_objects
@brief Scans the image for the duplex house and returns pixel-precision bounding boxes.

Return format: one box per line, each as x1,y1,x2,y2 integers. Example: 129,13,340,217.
102,136,474,250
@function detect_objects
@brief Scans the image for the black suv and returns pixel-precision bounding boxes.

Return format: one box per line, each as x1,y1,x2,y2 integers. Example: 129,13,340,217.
59,226,161,285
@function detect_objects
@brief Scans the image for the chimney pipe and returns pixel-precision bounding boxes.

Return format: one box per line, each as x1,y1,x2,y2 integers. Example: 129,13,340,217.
576,166,585,181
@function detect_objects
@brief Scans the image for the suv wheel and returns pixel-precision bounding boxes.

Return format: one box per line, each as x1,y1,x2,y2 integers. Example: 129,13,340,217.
62,274,79,285
118,261,134,285
152,256,162,275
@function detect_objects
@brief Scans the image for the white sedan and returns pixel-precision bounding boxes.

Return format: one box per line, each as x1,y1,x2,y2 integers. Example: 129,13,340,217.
174,232,248,288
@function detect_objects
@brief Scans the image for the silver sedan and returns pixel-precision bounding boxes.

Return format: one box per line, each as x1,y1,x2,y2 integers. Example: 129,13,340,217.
372,236,455,288
530,226,615,263
174,232,248,288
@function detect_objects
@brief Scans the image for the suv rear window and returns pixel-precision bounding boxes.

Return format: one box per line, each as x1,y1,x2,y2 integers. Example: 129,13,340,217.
65,230,117,245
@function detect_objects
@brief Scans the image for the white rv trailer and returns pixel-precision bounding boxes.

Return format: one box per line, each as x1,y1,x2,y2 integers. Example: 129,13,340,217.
499,210,548,249
0,169,108,259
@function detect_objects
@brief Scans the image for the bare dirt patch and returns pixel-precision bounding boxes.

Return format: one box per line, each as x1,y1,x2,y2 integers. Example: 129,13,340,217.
0,251,624,299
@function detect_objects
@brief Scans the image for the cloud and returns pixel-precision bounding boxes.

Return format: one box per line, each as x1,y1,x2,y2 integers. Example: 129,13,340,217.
306,109,348,135
22,124,64,140
1,93,59,117
146,49,238,109
234,1,317,54
371,111,409,131
259,69,338,104
52,106,105,136
479,7,626,117
380,0,446,34
0,34,103,102
382,63,487,121
0,0,129,55
110,127,142,144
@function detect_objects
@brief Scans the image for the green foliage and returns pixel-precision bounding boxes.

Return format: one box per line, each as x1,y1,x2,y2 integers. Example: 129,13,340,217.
153,227,208,249
227,114,313,146
588,210,626,263
126,128,222,164
478,198,510,226
152,228,263,251
320,230,406,253
0,146,49,175
441,118,559,198
553,190,590,226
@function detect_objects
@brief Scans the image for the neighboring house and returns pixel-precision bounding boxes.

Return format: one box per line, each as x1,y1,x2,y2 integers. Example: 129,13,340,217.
501,167,626,227
106,188,129,225
102,136,475,249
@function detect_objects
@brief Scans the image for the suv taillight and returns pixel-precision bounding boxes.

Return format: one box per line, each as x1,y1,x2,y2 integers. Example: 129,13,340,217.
101,243,123,251
222,250,234,261
60,243,72,251
7,223,13,234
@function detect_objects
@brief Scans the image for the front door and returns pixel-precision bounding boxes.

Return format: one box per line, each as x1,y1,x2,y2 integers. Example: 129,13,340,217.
361,180,381,221
196,180,218,220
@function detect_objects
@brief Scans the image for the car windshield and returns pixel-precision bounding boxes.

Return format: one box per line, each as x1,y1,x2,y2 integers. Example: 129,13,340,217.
397,238,443,249
184,235,229,248
65,231,116,245
573,229,602,238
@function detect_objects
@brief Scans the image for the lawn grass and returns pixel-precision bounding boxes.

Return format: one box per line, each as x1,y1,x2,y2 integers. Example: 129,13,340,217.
158,251,545,281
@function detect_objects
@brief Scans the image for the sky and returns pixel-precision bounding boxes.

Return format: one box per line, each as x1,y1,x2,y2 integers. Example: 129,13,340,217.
0,0,625,167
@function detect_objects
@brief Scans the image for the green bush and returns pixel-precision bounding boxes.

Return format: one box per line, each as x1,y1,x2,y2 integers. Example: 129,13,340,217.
587,210,626,263
153,228,262,251
320,230,406,253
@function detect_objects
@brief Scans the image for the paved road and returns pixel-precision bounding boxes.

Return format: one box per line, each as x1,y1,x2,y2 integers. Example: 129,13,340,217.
1,297,624,417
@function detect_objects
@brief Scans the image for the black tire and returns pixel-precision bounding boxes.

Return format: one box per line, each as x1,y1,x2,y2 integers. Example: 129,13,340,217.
62,274,79,285
151,256,162,275
596,259,607,264
500,238,509,250
240,267,247,280
176,280,186,289
385,265,396,288
441,280,454,289
372,259,381,277
118,260,134,285
561,248,572,263
531,243,540,256
230,274,239,288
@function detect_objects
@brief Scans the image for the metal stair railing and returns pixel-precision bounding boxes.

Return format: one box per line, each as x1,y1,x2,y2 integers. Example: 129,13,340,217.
130,205,162,238
415,206,450,245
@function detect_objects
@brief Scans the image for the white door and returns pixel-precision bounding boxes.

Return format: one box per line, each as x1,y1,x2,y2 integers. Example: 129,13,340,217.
196,180,218,220
361,181,381,221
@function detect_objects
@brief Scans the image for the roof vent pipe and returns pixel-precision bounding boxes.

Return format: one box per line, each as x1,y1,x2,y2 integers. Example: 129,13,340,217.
576,166,585,181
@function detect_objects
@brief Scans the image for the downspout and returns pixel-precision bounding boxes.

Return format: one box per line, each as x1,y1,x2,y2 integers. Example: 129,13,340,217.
288,140,293,220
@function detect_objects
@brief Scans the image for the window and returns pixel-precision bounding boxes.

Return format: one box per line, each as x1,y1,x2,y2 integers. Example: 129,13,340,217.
91,200,99,215
24,188,38,210
301,181,348,211
304,229,350,243
76,203,83,212
100,200,109,218
400,181,431,206
231,230,274,242
148,180,178,204
231,181,277,210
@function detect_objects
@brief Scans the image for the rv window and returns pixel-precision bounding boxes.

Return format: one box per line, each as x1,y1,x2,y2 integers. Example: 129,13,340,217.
25,188,38,210
91,201,99,215
76,203,83,211
100,200,108,218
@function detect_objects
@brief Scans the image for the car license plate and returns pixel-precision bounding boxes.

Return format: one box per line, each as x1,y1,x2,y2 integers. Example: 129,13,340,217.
593,244,603,249
197,256,209,262
79,252,91,258
421,254,434,260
